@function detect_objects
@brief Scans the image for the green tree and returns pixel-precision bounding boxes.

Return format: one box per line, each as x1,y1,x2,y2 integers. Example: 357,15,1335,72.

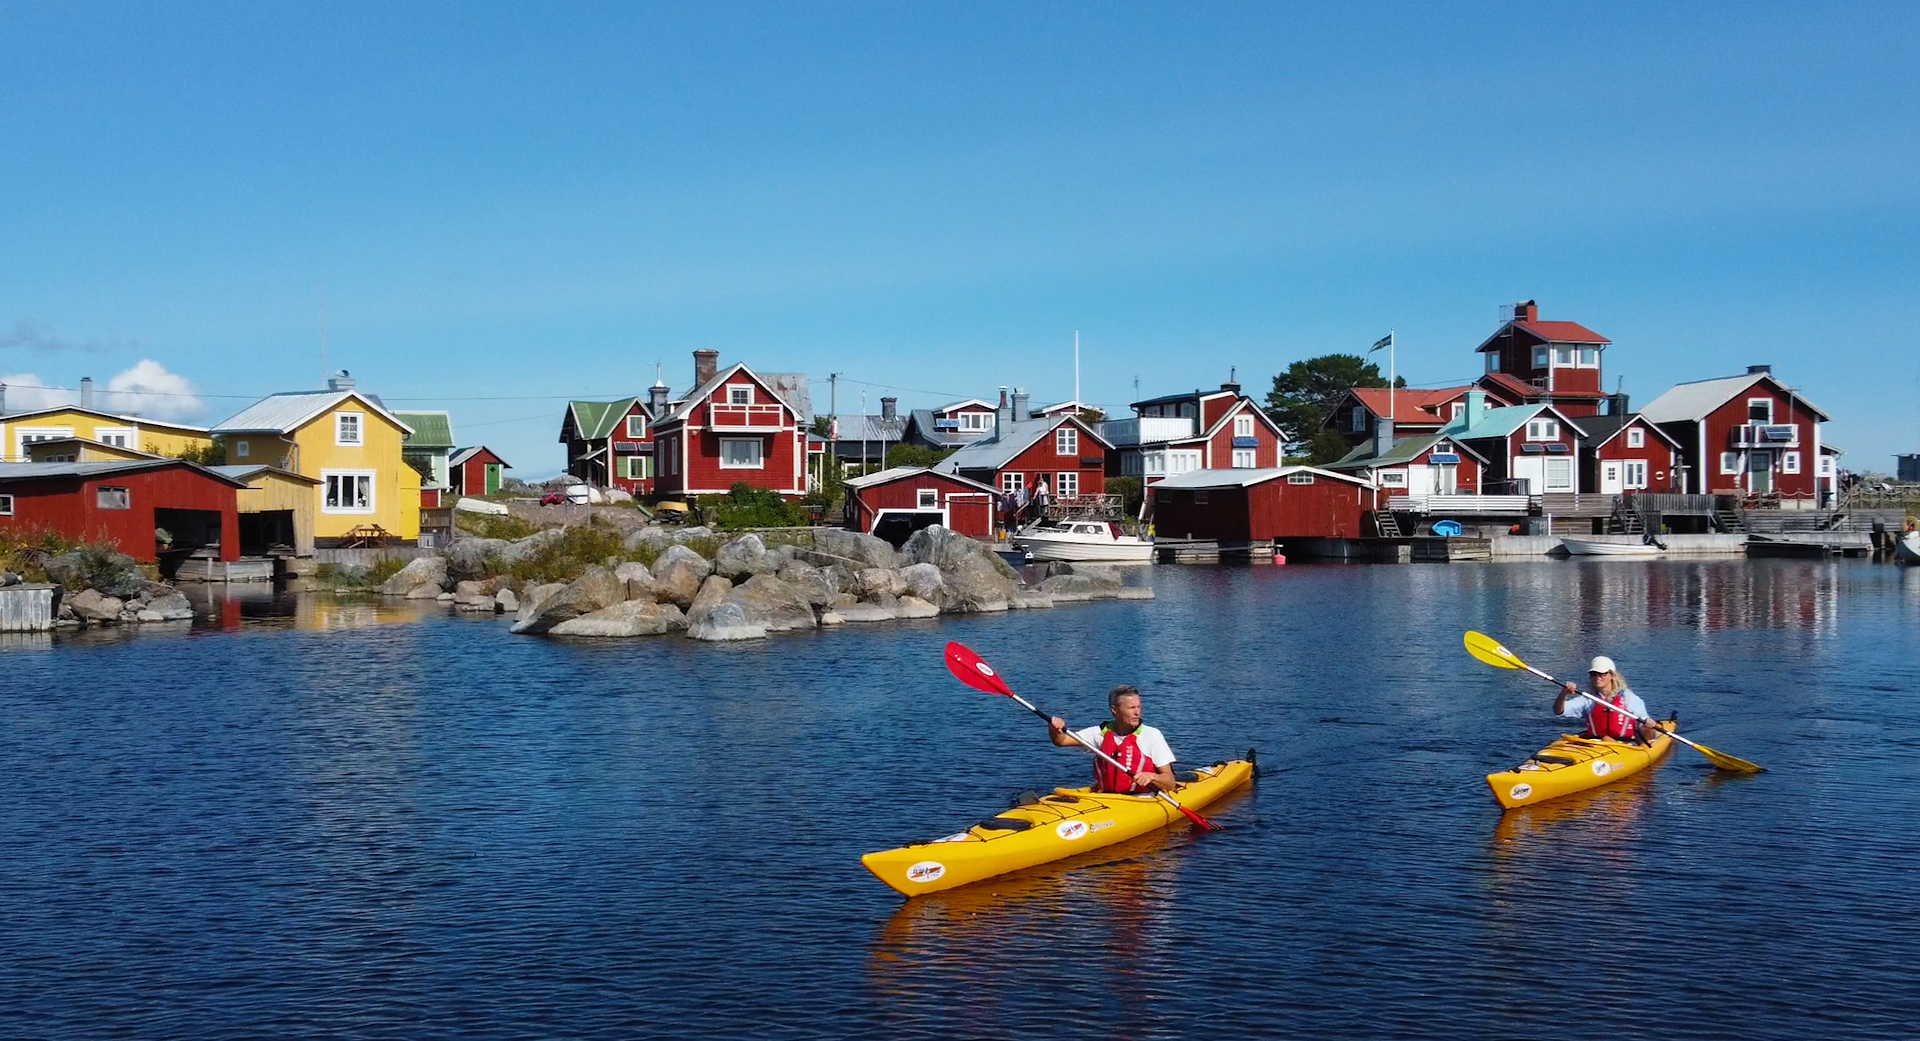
1263,354,1404,453
1107,476,1143,518
172,439,227,466
884,443,954,469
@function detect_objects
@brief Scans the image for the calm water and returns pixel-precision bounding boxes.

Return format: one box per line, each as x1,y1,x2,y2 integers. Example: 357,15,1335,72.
3,561,1918,1040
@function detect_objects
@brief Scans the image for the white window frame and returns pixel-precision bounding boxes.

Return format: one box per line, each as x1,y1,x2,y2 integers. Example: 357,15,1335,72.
1168,450,1201,474
16,427,74,458
1544,458,1573,491
1623,460,1648,489
1232,448,1256,468
959,412,988,431
728,385,753,406
1720,452,1742,475
1579,347,1599,367
1000,472,1024,493
1233,415,1254,438
1378,470,1409,488
1555,346,1574,367
1819,456,1835,477
1140,452,1163,477
233,439,251,459
95,426,136,448
1055,427,1078,456
96,486,131,510
1746,398,1773,423
0,493,13,516
1056,471,1079,498
1782,451,1801,475
1287,473,1314,485
335,412,364,447
625,415,646,438
1626,428,1644,449
718,437,764,469
1450,402,1466,420
321,470,376,514
1526,419,1560,442
620,456,651,480
1533,346,1550,369
917,488,939,509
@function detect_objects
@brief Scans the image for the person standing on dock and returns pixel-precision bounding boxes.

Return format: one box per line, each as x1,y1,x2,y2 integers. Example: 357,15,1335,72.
1048,685,1178,794
1555,656,1653,743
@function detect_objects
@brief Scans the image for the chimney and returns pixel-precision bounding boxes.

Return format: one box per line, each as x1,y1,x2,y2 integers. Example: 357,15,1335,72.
80,376,93,409
996,387,1011,438
1012,388,1031,422
1515,300,1538,323
650,377,671,418
1610,391,1630,416
880,396,897,421
0,382,7,416
1221,366,1241,395
693,349,720,387
1461,389,1486,430
328,369,355,391
1747,364,1772,376
1373,416,1395,461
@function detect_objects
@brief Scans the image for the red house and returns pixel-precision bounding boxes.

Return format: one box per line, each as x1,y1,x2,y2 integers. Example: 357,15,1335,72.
0,459,246,563
1106,380,1287,482
1637,366,1831,502
1444,394,1590,495
842,466,999,545
1324,432,1490,496
1147,466,1378,540
560,396,657,497
1326,384,1518,447
1475,300,1612,418
938,394,1110,504
651,351,811,500
1576,403,1685,495
449,446,512,497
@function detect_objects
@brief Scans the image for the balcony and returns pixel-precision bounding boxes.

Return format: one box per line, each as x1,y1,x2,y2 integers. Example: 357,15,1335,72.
1390,493,1536,514
1099,416,1196,446
1730,423,1799,449
706,402,787,432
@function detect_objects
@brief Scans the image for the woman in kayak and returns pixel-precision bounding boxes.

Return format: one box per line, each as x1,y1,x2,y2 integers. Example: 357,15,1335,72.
1554,656,1654,743
1047,685,1178,794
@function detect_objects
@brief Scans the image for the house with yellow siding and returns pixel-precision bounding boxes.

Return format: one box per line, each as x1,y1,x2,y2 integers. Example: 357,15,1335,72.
212,372,421,543
0,405,213,462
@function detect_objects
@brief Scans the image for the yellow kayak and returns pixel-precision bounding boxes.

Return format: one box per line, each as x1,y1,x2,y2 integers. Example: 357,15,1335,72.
862,758,1255,896
1487,722,1675,809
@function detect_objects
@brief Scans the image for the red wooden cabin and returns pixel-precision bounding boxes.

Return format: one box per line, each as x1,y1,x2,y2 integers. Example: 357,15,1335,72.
651,352,810,500
1147,466,1378,540
1638,366,1830,501
449,446,512,497
0,459,245,562
842,466,999,545
940,406,1110,504
1475,300,1612,418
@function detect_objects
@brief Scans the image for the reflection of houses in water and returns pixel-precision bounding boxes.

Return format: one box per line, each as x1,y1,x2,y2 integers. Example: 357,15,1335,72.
1544,560,1839,636
181,585,446,633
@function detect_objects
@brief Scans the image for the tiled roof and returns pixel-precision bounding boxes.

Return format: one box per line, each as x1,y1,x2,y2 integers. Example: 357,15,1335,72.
395,411,455,449
1348,387,1472,423
215,390,410,436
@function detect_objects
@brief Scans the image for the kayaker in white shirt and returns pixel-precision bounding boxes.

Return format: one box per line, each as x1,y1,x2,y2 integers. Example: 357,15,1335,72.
1554,655,1655,743
1047,685,1178,794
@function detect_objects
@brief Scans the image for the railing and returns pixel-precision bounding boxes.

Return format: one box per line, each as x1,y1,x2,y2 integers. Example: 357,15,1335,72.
1099,416,1196,446
1730,423,1800,448
706,403,787,430
1390,494,1534,514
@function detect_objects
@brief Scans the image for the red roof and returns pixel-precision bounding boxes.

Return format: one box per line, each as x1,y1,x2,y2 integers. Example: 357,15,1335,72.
1477,373,1538,401
1514,320,1609,344
1348,387,1471,423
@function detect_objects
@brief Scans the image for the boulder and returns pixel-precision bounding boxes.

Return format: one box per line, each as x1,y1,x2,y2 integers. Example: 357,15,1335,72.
1039,573,1096,602
902,526,1019,613
613,561,654,600
496,528,567,566
809,528,904,569
435,591,455,601
379,556,448,596
135,609,167,622
549,598,685,637
622,527,673,554
714,534,774,579
831,592,860,609
453,580,494,605
686,601,767,642
834,602,896,623
144,592,193,620
445,538,508,579
509,566,625,634
1057,562,1124,591
651,545,714,606
854,567,904,600
43,550,144,597
67,588,124,623
895,595,940,618
494,588,520,613
1,570,19,587
406,583,444,600
776,560,837,607
819,611,846,626
686,575,734,624
898,563,948,607
724,574,818,632
670,525,716,545
1010,590,1056,610
766,543,798,569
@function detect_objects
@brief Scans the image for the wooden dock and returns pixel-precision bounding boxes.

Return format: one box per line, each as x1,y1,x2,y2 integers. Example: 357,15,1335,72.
173,557,279,583
1154,538,1279,564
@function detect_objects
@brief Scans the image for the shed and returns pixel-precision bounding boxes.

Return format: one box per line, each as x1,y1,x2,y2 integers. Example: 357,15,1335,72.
449,446,511,497
1148,466,1378,541
211,464,321,558
0,460,247,564
843,466,1000,546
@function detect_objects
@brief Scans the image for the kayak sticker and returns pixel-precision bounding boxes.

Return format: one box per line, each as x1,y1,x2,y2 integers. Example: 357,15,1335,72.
974,662,996,678
906,861,947,884
1090,820,1115,833
1056,820,1090,841
933,831,969,843
1509,783,1533,801
1592,761,1612,777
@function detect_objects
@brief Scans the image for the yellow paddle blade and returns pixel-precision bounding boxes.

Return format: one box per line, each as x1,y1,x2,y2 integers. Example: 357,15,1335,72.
1689,740,1766,774
1463,630,1527,671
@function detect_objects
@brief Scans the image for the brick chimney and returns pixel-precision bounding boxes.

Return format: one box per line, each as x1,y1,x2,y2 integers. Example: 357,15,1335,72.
693,349,720,388
1514,300,1538,323
996,387,1011,438
880,396,897,421
328,370,355,391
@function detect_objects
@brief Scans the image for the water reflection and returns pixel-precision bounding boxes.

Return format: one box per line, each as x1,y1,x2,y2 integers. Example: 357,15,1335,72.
177,584,460,633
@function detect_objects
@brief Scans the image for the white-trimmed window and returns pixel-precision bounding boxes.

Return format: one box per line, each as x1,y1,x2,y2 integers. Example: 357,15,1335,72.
95,427,135,448
1056,427,1078,455
1525,419,1559,441
1782,451,1801,474
1451,402,1466,420
1232,449,1256,468
917,488,938,509
719,438,764,468
1626,428,1644,449
960,411,988,431
1056,471,1079,498
1378,470,1408,487
1287,473,1314,485
322,471,375,513
1554,346,1574,367
1820,455,1835,477
728,385,753,406
1721,452,1741,475
1747,398,1773,423
1168,450,1201,474
0,494,13,515
1545,458,1573,491
233,440,251,459
1001,472,1024,493
16,427,73,458
620,456,651,480
1580,347,1599,367
96,486,130,510
1624,461,1648,489
1233,415,1254,438
625,416,646,438
335,412,364,446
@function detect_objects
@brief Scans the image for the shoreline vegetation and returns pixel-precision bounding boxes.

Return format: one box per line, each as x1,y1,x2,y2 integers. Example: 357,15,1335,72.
370,516,1151,642
1,531,198,628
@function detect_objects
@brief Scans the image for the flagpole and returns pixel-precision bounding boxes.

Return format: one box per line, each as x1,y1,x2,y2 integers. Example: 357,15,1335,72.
1389,330,1396,436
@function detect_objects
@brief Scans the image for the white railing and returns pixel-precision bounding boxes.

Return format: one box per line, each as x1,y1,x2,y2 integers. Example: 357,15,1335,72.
706,403,787,430
1730,423,1799,448
1390,494,1535,514
1100,416,1196,446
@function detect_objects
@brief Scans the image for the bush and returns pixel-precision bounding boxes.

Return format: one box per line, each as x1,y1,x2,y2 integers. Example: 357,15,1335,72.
709,482,808,530
487,524,632,584
1108,477,1144,519
456,512,543,540
1,528,101,582
884,443,953,469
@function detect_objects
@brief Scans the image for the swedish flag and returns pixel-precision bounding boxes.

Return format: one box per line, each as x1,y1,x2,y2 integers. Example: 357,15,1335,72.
1369,333,1393,353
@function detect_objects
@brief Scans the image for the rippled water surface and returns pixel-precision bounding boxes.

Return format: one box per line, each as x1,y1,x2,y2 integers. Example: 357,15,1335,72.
4,560,1919,1039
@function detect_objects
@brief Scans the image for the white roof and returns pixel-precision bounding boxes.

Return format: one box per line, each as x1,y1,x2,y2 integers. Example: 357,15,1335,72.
0,405,209,433
843,465,999,494
214,390,414,436
937,398,995,413
1638,373,1829,424
1149,465,1372,490
936,414,1113,474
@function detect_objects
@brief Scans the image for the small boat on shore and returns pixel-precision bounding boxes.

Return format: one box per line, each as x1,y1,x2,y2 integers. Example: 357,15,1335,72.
1486,723,1675,809
862,757,1254,895
1011,520,1153,563
1561,536,1665,557
1896,531,1920,565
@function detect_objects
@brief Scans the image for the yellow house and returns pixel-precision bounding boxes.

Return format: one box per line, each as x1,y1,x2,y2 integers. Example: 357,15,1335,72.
24,436,164,464
212,372,421,543
0,406,213,462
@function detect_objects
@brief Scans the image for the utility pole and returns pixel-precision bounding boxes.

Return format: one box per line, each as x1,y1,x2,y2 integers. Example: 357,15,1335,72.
318,281,328,385
1074,330,1081,408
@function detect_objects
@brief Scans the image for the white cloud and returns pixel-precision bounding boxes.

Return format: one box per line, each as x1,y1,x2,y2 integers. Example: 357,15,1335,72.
0,361,207,421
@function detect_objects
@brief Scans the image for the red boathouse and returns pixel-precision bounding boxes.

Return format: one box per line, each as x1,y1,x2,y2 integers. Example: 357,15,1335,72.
1146,466,1378,541
842,466,1000,546
0,459,247,562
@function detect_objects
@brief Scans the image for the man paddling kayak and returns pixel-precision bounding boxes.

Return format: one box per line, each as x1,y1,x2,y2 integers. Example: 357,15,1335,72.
1555,656,1655,743
1047,685,1178,794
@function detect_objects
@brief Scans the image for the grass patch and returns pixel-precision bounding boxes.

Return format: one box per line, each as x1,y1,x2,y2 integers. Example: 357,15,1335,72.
1,528,105,583
456,512,544,541
486,524,633,585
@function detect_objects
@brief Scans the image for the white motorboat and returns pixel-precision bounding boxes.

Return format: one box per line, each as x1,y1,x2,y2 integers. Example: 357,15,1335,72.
1011,520,1154,563
1895,531,1920,565
1561,536,1666,557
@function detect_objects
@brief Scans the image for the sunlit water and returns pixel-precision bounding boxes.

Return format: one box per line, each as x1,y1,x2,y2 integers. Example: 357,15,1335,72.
3,560,1917,1039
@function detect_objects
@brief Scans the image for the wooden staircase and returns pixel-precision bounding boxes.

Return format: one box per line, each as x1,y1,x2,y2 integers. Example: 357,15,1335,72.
1374,511,1404,538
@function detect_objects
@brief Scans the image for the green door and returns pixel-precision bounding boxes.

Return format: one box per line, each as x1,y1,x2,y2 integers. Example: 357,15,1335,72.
485,464,502,495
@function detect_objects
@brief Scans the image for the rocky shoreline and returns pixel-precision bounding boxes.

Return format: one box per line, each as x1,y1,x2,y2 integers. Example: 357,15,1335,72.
377,524,1151,641
3,551,197,629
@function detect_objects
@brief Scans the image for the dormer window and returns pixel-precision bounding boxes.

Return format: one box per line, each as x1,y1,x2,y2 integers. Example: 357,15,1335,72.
1626,428,1644,449
728,386,753,406
1233,415,1254,438
1487,353,1500,373
1451,402,1466,420
625,416,646,438
960,412,988,431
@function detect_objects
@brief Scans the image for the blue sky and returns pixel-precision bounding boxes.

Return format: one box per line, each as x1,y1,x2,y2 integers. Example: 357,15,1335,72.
3,2,1915,474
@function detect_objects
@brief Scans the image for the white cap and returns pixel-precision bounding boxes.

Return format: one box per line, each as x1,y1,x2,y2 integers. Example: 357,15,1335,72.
1589,655,1617,674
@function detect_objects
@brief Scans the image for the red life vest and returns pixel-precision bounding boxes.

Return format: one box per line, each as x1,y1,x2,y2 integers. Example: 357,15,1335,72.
1587,694,1638,740
1095,724,1157,793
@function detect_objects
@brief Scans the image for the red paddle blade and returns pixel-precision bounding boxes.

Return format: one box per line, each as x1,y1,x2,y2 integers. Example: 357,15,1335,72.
1175,802,1222,832
943,641,1014,697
